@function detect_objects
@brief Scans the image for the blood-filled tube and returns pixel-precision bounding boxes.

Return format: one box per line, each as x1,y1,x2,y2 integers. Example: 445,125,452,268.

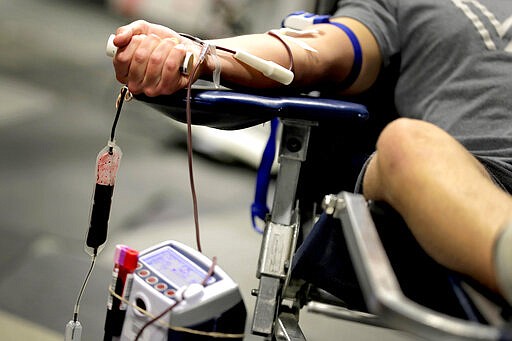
85,141,122,256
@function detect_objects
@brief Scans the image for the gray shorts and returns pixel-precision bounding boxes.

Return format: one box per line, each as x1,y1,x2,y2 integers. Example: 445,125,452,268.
475,156,512,194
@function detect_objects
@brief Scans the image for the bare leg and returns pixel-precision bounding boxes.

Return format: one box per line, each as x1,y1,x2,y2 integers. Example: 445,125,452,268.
363,118,512,292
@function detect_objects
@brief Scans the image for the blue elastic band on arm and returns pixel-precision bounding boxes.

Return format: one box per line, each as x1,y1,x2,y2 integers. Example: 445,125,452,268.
327,21,363,89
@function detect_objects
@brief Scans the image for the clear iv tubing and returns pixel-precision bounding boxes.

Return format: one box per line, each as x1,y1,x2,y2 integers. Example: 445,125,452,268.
65,254,96,341
185,42,211,253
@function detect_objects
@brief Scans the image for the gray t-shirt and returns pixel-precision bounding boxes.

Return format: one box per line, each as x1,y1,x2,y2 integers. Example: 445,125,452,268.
334,0,512,188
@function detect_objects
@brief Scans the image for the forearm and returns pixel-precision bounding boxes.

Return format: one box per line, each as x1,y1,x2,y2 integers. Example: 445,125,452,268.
204,33,347,88
201,18,381,93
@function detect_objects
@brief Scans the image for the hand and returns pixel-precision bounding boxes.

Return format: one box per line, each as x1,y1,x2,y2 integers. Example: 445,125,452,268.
112,20,192,96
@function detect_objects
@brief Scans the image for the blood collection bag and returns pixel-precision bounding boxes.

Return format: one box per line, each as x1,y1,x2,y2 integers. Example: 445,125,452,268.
85,141,122,256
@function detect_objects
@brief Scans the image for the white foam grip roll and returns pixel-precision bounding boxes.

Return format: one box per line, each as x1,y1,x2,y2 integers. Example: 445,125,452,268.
106,34,117,57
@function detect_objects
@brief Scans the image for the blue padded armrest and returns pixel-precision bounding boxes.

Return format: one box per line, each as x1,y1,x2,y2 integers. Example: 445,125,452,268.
136,89,369,130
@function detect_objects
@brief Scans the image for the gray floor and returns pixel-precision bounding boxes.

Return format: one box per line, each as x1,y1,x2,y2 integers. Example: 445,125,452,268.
0,0,416,340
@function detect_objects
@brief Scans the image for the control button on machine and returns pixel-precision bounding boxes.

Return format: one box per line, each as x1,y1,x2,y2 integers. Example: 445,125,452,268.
146,276,158,284
138,269,150,278
155,283,168,291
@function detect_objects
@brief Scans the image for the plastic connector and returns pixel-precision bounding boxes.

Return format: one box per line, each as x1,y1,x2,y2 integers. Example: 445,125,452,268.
65,320,82,341
234,50,294,85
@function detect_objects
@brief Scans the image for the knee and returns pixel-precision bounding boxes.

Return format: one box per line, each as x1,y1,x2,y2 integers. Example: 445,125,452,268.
376,117,431,165
365,118,443,197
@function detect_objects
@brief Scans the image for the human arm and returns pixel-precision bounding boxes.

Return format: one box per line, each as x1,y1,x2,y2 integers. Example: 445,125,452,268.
111,18,382,96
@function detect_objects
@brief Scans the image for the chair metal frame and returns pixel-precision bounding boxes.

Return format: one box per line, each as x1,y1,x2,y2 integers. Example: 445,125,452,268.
138,88,511,341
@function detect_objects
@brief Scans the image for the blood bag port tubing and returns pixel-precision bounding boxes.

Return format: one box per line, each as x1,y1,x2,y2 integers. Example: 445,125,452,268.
85,141,122,256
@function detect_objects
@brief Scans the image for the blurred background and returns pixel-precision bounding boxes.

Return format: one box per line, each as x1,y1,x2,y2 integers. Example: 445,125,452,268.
0,0,413,340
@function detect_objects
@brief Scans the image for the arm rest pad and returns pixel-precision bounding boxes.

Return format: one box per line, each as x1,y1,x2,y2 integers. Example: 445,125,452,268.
136,89,369,130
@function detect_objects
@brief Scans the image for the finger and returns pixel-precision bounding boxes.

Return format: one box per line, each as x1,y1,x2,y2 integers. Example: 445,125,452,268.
114,20,149,47
114,20,181,48
113,34,145,84
157,44,188,95
127,34,161,94
142,38,175,96
113,27,133,48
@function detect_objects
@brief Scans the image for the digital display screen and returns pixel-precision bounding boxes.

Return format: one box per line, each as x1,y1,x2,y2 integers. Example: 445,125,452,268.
141,246,215,287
